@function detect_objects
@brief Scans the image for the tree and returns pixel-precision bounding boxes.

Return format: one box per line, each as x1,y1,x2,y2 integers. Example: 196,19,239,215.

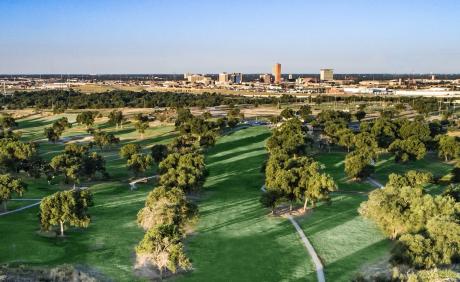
389,137,427,163
44,127,60,143
0,174,27,211
297,105,311,121
76,111,98,129
337,129,355,152
92,130,120,151
202,111,212,120
175,108,193,128
399,120,431,143
227,107,244,127
437,135,459,162
359,172,459,239
0,139,38,173
151,144,169,163
50,144,107,187
108,110,124,129
137,186,197,231
355,110,366,122
442,184,460,202
127,153,153,176
44,117,72,143
266,118,307,155
344,152,374,180
392,217,460,269
298,169,336,211
159,152,205,192
0,114,17,131
265,153,336,211
259,190,282,215
280,108,295,120
119,143,141,160
134,120,149,139
354,132,379,160
135,224,191,278
387,170,432,188
39,189,93,236
365,117,398,148
323,120,347,144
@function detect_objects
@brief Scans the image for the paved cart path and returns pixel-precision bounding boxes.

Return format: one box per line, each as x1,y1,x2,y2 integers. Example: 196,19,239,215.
261,185,325,282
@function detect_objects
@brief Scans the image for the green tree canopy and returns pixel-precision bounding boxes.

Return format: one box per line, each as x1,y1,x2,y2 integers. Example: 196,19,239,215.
389,137,427,163
39,189,94,236
0,174,27,211
135,224,191,277
137,186,197,231
76,111,98,128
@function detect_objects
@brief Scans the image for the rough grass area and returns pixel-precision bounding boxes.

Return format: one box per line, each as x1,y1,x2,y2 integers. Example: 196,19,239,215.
175,126,316,282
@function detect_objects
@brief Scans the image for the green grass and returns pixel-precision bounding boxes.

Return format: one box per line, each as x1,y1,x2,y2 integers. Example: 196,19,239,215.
3,113,454,281
297,151,392,281
175,126,316,282
0,114,177,281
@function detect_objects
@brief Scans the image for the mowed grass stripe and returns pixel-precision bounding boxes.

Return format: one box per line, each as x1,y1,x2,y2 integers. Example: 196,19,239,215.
176,126,316,282
298,151,391,282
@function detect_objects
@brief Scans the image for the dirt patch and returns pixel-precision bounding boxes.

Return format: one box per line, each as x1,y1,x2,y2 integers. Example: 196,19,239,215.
60,134,93,144
0,264,111,282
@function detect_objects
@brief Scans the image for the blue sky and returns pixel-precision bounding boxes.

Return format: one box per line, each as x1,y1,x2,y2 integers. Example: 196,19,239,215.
0,0,459,74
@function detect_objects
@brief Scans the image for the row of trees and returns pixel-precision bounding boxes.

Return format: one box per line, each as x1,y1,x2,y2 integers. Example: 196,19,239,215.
134,109,218,278
262,118,337,213
2,89,454,116
312,110,459,181
359,171,460,270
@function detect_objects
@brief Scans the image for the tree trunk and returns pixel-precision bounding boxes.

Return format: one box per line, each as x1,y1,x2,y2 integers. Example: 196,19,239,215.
445,155,448,162
59,221,64,237
1,201,7,212
303,198,308,212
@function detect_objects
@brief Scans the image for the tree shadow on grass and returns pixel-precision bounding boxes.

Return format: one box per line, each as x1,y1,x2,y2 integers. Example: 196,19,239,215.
297,195,365,236
323,239,392,282
211,131,270,154
180,222,316,282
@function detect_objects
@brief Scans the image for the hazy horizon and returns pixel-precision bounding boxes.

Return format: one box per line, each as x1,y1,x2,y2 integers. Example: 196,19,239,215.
1,0,459,74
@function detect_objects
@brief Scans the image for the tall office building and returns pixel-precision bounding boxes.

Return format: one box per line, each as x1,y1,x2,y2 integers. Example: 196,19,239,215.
219,72,230,83
320,69,334,81
272,63,281,84
219,72,242,84
230,73,243,84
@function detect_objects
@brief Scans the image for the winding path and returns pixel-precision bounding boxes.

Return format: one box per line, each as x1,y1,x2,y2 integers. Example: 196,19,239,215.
367,177,384,189
129,175,157,190
260,185,325,282
0,201,41,216
287,215,325,282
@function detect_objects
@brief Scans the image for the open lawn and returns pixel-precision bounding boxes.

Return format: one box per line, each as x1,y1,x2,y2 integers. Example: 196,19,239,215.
297,151,391,281
175,126,316,282
0,113,176,281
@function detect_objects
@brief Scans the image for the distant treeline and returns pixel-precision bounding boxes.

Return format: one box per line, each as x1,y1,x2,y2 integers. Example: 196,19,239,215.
0,89,452,112
0,90,295,109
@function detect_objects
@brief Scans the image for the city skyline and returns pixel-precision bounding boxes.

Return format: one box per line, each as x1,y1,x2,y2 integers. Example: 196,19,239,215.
1,0,459,74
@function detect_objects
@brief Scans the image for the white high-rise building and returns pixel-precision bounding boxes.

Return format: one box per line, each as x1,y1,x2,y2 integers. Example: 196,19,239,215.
320,69,334,81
